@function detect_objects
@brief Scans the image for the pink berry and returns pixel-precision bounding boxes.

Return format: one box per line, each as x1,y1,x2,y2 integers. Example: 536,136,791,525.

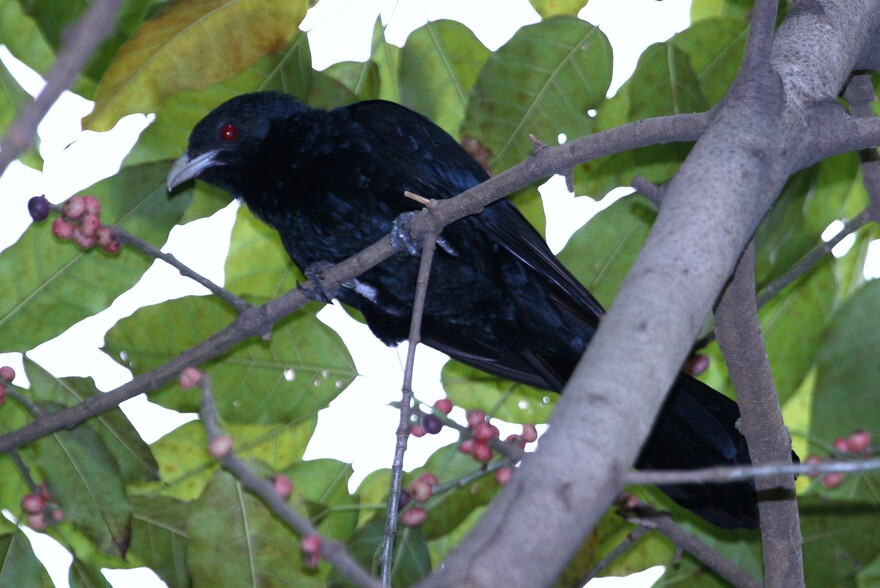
300,534,322,568
458,438,474,455
179,367,202,389
466,409,486,429
63,196,85,219
21,494,44,515
82,195,101,215
847,430,872,453
38,482,51,501
27,513,47,531
494,467,512,485
833,437,849,453
433,398,453,414
473,421,499,443
0,366,15,382
400,506,427,527
208,434,233,458
96,226,114,247
472,441,493,463
521,424,538,443
410,480,433,502
50,508,64,522
505,434,526,449
52,218,75,239
273,474,293,500
410,424,426,438
72,227,95,249
821,472,844,488
102,238,122,254
684,354,710,376
79,214,100,238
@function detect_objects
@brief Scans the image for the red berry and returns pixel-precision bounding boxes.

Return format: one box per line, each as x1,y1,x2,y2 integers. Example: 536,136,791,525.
433,398,453,414
72,227,95,249
466,410,486,429
208,434,234,458
102,238,122,254
38,482,51,501
21,494,44,515
472,441,493,463
494,467,512,485
0,366,15,382
684,354,710,376
63,196,86,219
458,438,474,455
96,226,114,247
273,474,293,500
847,430,872,453
27,513,47,531
82,195,101,215
473,421,499,443
79,214,100,238
50,508,64,522
179,366,202,389
416,473,438,487
300,534,322,568
410,424,426,438
52,218,75,239
400,506,427,527
505,434,526,449
821,472,844,488
421,413,443,435
410,480,433,502
27,196,50,222
521,424,538,443
833,437,849,453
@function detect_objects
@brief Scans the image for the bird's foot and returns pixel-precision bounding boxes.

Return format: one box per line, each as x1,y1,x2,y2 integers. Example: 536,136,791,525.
299,260,349,302
390,211,422,256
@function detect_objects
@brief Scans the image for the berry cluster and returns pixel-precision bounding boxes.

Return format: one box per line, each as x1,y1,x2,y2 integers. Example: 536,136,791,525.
398,472,438,528
28,195,122,253
807,429,873,488
0,365,14,405
21,483,63,531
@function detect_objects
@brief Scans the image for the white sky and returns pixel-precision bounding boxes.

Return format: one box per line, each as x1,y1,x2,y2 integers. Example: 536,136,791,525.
0,1,699,586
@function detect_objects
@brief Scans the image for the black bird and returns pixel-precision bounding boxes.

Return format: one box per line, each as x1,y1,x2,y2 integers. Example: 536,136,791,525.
168,92,759,529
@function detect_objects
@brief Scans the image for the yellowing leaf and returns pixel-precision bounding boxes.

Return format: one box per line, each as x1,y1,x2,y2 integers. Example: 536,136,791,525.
86,0,308,130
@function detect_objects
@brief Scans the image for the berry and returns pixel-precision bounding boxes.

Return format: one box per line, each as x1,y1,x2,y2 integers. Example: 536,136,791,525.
458,438,475,455
804,454,822,478
821,472,844,488
273,474,293,500
410,424,426,438
397,489,411,511
102,238,122,254
27,513,47,531
208,434,234,458
400,506,427,527
63,196,86,219
847,430,872,453
27,196,50,222
52,218,75,239
421,413,443,435
410,480,433,502
0,366,15,382
79,214,100,238
494,467,513,485
38,482,51,501
833,437,849,453
472,441,493,463
433,398,453,414
521,424,538,443
505,434,526,449
684,354,710,376
466,409,486,429
473,421,499,443
300,534,322,568
21,494,44,515
82,195,101,215
179,367,202,389
50,508,64,522
72,227,95,249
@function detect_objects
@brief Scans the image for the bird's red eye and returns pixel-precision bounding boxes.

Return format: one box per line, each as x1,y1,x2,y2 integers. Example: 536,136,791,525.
219,124,238,142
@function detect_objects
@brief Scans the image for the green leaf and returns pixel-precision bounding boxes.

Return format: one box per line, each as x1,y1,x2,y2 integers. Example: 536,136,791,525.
323,61,380,101
34,416,132,558
69,558,112,588
104,296,355,423
0,58,32,138
283,459,358,543
0,161,191,352
0,0,57,77
529,0,589,18
670,17,749,105
24,358,159,483
129,495,191,588
86,0,309,130
331,519,429,587
187,468,325,587
0,533,46,587
225,201,302,298
371,19,401,103
399,20,490,136
462,16,611,174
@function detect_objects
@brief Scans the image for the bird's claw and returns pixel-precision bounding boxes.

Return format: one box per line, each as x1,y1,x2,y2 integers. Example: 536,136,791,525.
299,261,344,302
390,211,422,256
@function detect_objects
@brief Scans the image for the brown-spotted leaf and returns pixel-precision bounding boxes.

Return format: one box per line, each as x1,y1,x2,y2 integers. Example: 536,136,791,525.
86,0,308,130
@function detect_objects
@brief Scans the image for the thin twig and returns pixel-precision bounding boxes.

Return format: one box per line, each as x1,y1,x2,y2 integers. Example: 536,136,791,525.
0,0,122,178
198,375,381,588
110,226,252,313
380,223,439,587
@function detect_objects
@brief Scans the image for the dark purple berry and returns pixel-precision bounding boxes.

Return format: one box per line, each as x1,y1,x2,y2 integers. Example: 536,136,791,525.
28,196,50,222
398,489,411,511
422,413,443,435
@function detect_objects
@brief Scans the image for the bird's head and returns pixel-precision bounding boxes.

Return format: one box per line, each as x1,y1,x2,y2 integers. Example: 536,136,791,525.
166,92,308,193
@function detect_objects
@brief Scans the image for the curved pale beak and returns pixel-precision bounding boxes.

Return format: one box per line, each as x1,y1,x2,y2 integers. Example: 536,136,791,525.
167,150,221,191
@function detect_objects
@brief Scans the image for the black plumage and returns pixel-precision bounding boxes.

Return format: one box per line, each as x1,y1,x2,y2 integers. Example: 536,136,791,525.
168,92,759,529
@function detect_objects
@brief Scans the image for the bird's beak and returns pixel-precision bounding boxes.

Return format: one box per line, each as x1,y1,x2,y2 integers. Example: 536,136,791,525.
166,150,221,191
